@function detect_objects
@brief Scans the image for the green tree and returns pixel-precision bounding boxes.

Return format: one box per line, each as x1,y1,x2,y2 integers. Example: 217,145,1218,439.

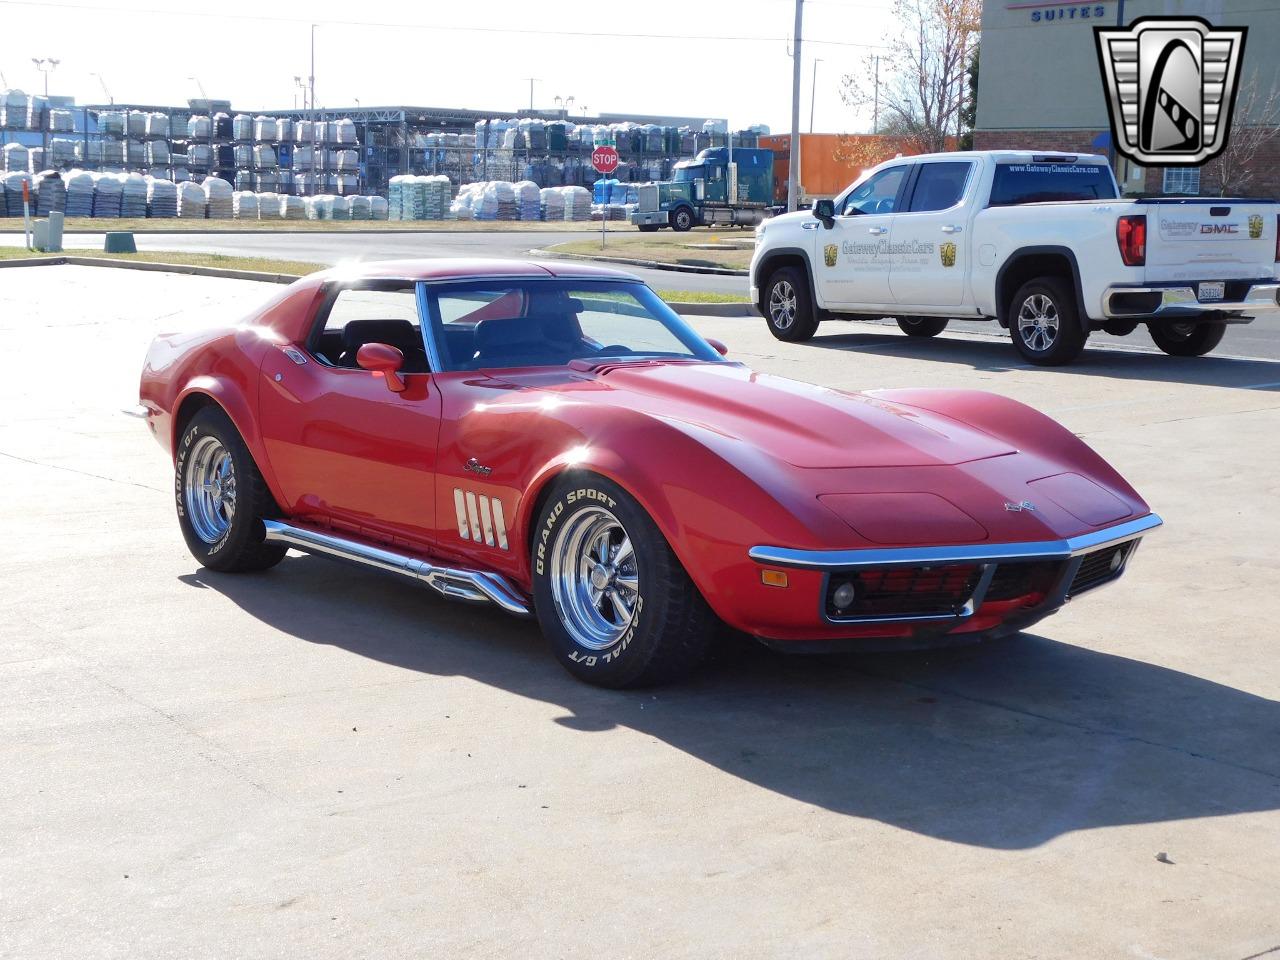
959,44,979,151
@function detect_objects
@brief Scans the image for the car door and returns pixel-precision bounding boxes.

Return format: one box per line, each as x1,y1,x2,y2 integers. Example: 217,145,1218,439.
888,159,976,307
813,163,910,309
258,279,442,550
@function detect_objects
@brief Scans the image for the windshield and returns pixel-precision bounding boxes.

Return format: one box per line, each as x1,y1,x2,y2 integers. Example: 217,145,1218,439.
672,165,702,183
989,163,1118,206
422,279,724,372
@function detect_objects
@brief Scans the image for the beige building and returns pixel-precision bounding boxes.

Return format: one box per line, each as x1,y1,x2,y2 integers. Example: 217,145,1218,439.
974,0,1280,196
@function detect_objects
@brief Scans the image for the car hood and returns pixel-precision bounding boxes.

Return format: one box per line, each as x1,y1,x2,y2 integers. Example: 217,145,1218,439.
502,362,1017,469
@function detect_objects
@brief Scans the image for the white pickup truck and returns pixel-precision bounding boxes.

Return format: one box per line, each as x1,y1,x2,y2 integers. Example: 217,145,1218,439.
750,150,1280,364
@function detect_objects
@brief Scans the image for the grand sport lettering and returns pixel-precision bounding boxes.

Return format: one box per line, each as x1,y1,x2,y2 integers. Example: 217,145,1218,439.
752,150,1280,365
138,260,1160,688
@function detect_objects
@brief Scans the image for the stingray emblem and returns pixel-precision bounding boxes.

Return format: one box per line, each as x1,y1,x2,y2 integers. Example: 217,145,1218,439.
1095,17,1247,167
823,243,839,268
1004,500,1038,513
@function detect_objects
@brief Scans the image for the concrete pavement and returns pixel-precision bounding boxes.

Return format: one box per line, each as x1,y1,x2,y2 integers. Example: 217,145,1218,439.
2,266,1279,959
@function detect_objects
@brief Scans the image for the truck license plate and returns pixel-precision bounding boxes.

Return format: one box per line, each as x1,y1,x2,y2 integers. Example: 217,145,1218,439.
1199,282,1225,301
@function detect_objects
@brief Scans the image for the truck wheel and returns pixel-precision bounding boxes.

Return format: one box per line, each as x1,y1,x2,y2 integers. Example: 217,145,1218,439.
1009,277,1087,366
532,474,717,688
1149,321,1226,357
897,316,949,338
670,207,694,232
637,224,661,233
176,406,287,573
1102,319,1139,337
763,266,819,342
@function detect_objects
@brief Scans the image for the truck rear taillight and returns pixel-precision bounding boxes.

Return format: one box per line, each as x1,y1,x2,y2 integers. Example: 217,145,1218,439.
1116,214,1147,267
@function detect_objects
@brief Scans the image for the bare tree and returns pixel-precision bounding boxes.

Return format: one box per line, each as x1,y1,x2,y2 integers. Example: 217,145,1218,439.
838,0,979,162
1200,73,1280,197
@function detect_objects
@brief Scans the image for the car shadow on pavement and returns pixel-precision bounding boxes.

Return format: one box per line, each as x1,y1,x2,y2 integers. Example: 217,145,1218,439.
805,326,1280,390
184,556,1280,851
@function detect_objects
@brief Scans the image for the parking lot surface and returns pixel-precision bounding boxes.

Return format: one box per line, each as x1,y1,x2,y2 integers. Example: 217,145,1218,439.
3,266,1279,959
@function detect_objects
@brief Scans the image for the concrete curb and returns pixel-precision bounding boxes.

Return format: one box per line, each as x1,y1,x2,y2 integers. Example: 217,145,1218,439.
0,256,757,316
533,247,749,277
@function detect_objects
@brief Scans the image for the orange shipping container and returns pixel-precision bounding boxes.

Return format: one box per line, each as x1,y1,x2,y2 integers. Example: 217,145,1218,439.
760,133,957,206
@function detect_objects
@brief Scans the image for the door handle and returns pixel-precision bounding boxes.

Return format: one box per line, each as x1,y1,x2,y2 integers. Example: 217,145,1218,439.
868,226,888,236
941,224,963,234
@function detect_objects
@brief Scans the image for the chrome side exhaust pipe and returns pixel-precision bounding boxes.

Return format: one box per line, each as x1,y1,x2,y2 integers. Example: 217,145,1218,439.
261,519,531,617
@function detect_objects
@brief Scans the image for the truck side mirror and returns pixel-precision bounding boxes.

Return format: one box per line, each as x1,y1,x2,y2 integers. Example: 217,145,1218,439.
813,198,835,226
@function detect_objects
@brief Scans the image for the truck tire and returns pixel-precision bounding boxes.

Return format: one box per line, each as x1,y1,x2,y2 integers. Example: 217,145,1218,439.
1009,277,1087,366
637,224,661,233
763,266,819,342
670,206,695,232
1149,321,1227,357
532,473,716,688
897,316,949,338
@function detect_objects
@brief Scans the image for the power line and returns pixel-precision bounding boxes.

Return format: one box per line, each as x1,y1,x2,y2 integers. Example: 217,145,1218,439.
0,0,889,48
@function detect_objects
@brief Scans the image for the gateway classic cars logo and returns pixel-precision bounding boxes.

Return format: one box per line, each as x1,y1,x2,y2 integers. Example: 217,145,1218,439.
1094,16,1247,167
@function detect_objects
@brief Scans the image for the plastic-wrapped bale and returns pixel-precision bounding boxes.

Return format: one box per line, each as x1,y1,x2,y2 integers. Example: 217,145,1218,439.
64,170,95,216
349,195,371,221
515,180,541,221
1,89,27,129
126,110,147,138
294,120,313,144
254,192,279,219
126,139,146,166
369,195,388,220
121,173,148,218
233,170,252,191
176,180,206,218
34,171,66,216
386,175,406,220
254,144,276,169
2,172,32,216
188,143,212,170
253,172,278,193
48,108,74,133
563,185,592,221
332,195,352,221
25,146,44,174
188,114,211,139
335,173,358,196
276,120,292,143
233,144,252,169
203,177,233,219
539,187,565,221
232,191,258,219
280,194,305,220
3,142,28,173
146,140,170,166
403,177,427,220
230,114,251,141
146,177,178,218
313,121,330,144
421,175,448,220
91,173,123,217
496,181,518,220
335,149,357,171
292,145,313,171
146,112,169,139
254,116,278,142
100,110,126,136
333,118,357,144
50,137,80,166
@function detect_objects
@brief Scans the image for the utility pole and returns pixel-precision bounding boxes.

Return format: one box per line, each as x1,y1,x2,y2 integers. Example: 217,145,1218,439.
523,77,540,112
873,55,880,132
786,0,804,212
809,58,822,133
310,23,318,197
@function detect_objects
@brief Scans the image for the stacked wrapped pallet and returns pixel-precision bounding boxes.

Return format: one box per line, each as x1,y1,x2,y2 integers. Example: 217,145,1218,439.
515,181,541,220
64,170,95,216
176,180,206,218
34,171,66,215
92,173,123,217
147,177,178,218
204,177,233,218
120,173,148,217
2,172,33,216
232,191,258,219
280,194,305,220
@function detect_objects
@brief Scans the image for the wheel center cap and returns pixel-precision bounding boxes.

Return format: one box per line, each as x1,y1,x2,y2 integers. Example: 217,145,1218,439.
590,564,614,591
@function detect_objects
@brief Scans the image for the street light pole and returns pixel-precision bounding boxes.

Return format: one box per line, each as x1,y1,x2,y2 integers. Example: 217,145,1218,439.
809,58,823,134
523,77,540,112
786,0,804,211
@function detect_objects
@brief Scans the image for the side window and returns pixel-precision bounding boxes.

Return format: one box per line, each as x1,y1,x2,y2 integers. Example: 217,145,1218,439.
906,162,973,213
841,166,908,216
310,284,428,372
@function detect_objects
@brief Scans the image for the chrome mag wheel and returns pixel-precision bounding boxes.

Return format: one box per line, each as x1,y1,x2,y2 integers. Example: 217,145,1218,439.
549,505,640,651
1017,293,1060,353
184,435,237,544
769,280,798,330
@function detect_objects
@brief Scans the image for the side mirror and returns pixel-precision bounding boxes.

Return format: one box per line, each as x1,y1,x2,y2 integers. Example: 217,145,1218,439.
813,198,835,226
706,337,729,357
356,342,407,393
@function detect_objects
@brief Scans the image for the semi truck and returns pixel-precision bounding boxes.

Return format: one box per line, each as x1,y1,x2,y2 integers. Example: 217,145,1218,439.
628,147,772,232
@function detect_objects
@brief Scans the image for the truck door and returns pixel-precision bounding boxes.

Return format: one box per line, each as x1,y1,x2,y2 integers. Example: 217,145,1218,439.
813,163,909,308
887,160,975,307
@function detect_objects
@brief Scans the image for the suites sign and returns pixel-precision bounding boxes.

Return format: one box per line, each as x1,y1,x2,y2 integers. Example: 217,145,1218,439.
1006,0,1114,25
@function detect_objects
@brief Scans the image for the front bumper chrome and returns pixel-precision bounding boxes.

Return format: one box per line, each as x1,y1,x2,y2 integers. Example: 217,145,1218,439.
749,513,1162,627
1103,282,1280,319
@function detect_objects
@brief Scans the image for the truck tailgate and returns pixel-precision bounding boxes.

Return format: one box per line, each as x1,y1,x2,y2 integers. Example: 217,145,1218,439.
1144,200,1278,282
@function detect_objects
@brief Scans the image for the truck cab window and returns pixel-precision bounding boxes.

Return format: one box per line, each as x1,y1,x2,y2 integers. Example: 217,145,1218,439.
841,166,907,216
906,162,973,212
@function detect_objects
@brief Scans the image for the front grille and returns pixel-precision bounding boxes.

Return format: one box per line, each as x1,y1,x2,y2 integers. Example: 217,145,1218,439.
1068,543,1132,596
984,561,1061,606
826,564,982,620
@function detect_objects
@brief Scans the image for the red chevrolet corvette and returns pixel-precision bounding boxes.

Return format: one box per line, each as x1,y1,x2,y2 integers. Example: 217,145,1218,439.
139,259,1160,687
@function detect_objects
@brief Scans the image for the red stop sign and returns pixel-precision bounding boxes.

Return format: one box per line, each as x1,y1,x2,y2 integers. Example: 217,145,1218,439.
591,145,620,175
